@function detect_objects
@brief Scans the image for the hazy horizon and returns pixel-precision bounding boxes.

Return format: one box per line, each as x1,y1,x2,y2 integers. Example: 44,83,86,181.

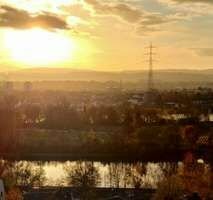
1,65,213,73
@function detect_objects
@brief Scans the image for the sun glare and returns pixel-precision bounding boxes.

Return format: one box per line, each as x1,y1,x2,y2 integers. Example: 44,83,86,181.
4,28,75,66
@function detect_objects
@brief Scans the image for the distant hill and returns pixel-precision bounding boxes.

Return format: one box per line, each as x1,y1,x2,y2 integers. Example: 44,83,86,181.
0,67,213,90
1,68,213,83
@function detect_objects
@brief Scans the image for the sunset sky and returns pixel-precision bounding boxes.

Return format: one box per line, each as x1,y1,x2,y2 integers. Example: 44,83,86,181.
0,0,213,71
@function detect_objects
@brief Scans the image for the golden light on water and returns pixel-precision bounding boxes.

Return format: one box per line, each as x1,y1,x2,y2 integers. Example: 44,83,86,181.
4,28,75,66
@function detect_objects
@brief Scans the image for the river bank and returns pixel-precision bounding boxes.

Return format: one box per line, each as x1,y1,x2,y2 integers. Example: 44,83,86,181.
22,187,156,200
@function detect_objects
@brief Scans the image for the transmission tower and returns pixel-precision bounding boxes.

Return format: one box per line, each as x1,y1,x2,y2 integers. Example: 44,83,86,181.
146,43,155,91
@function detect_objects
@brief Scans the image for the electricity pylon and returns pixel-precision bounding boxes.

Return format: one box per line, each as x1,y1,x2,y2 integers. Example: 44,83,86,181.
145,43,156,91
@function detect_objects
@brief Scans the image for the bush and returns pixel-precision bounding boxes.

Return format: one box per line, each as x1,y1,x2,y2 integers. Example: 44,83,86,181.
6,188,23,200
153,175,184,200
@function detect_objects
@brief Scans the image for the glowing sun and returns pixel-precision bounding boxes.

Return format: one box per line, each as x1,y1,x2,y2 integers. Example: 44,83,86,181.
4,28,75,65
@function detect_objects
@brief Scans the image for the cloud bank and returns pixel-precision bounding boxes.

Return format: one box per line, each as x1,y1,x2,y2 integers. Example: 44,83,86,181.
84,0,183,34
0,5,68,29
171,0,213,4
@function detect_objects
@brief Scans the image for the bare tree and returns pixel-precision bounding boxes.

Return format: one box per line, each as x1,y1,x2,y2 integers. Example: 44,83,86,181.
12,162,46,187
65,161,100,200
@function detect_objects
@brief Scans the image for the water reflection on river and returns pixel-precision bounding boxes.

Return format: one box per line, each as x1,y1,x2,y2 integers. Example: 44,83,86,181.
14,161,183,188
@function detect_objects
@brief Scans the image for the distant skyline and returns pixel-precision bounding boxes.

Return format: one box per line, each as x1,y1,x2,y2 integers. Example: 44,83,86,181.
0,0,213,71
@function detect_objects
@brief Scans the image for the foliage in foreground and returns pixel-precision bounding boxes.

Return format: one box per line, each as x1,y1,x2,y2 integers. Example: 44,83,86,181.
154,159,213,200
153,175,184,200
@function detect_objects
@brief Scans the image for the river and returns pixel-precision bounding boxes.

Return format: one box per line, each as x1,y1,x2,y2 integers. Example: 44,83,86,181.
10,160,187,188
